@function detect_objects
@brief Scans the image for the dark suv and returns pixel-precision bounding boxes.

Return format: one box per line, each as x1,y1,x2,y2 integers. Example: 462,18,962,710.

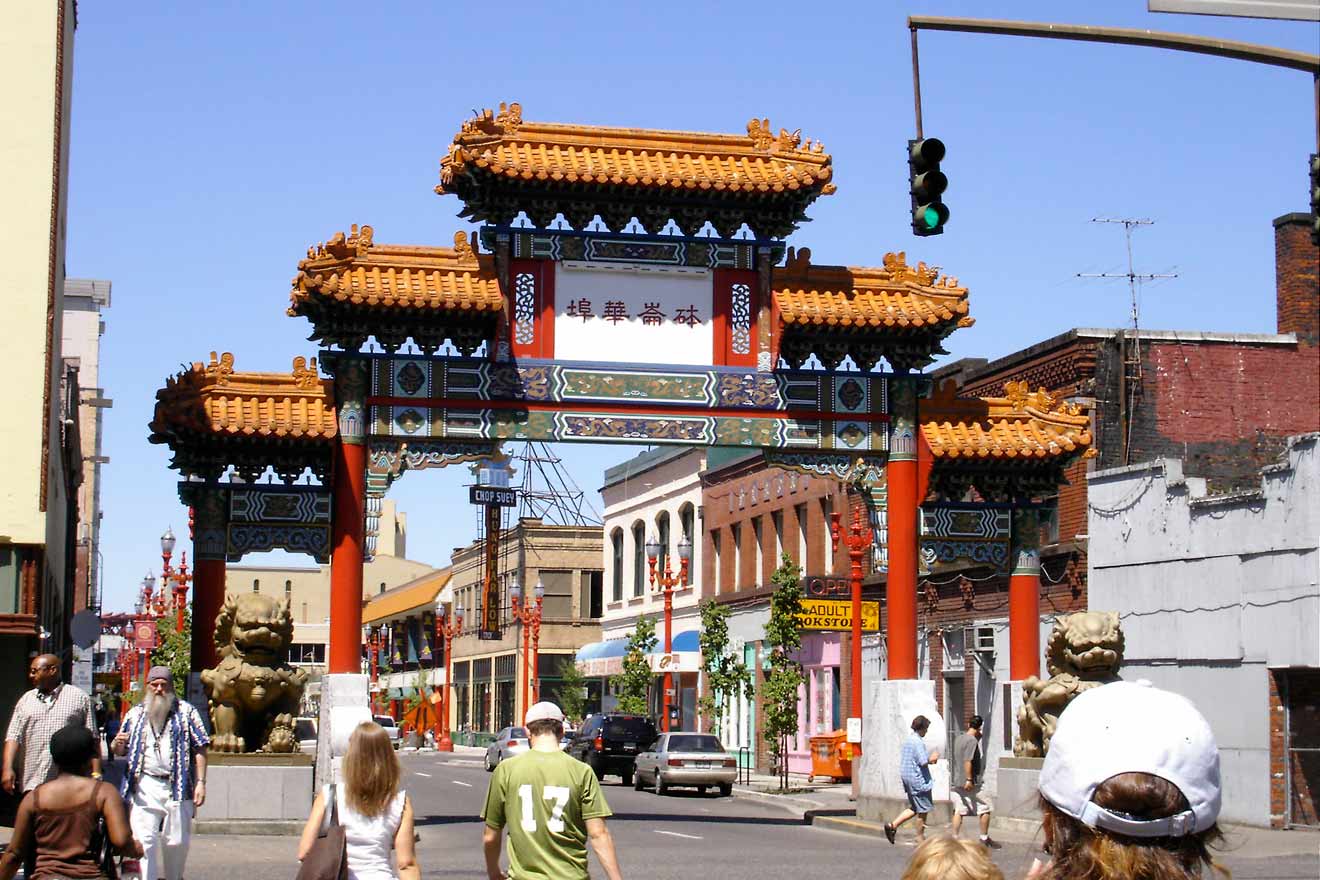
567,713,658,785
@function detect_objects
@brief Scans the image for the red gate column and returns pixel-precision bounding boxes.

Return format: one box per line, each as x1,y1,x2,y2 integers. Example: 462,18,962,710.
1009,507,1042,680
885,376,919,680
330,360,368,674
185,486,228,671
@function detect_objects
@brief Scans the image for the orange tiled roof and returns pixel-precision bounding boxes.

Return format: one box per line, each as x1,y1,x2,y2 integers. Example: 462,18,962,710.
289,226,504,316
363,569,452,625
774,249,973,332
150,352,337,442
920,380,1095,463
438,103,835,198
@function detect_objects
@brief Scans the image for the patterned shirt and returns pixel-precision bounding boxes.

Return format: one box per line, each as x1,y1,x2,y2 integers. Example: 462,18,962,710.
899,731,932,793
5,684,96,793
120,700,209,803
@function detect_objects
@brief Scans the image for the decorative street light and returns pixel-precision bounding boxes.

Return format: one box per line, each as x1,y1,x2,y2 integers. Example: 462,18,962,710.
509,579,545,719
434,602,464,752
647,531,692,732
158,526,191,631
831,502,873,758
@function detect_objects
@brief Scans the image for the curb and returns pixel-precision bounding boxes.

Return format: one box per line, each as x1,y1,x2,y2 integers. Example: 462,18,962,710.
730,786,838,818
195,820,303,836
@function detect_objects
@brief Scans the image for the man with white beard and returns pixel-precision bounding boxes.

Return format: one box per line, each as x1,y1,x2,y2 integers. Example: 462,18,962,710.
112,666,209,880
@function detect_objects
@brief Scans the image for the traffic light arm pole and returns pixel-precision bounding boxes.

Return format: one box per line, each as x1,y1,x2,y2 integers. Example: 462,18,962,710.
908,16,1319,150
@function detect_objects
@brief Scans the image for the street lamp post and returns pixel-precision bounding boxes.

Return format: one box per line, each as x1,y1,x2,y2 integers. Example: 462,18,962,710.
509,581,545,718
646,532,692,733
434,603,464,752
158,527,192,631
830,502,873,756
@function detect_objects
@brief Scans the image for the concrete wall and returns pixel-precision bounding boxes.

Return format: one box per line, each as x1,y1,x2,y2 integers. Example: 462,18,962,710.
62,279,110,611
1088,434,1319,826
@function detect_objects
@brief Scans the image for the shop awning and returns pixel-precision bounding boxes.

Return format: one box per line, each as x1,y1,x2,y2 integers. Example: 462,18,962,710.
574,631,702,677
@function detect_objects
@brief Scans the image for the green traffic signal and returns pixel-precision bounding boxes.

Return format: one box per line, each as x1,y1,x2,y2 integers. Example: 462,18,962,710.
908,138,948,237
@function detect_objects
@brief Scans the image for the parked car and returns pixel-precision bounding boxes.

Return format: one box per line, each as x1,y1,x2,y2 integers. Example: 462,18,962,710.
295,717,317,755
484,726,530,771
633,732,737,796
373,714,401,749
566,713,657,786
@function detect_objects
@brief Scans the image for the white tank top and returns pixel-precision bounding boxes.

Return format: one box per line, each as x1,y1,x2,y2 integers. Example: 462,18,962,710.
325,785,406,880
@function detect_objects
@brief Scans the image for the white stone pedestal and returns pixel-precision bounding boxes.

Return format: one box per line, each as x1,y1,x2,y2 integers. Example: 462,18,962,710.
856,679,951,823
195,754,313,835
315,673,372,790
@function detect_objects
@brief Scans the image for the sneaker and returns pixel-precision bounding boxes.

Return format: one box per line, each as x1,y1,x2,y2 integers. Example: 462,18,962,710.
883,822,897,844
981,836,1002,849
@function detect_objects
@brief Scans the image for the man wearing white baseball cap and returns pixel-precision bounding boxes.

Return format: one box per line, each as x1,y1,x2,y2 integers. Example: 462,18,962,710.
1032,681,1227,880
481,701,624,880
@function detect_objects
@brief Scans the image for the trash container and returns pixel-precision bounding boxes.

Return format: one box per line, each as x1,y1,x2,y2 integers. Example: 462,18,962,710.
809,730,852,782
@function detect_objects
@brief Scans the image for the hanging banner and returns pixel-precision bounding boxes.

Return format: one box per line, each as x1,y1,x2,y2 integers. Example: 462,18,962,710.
390,621,403,665
796,598,881,632
419,611,435,661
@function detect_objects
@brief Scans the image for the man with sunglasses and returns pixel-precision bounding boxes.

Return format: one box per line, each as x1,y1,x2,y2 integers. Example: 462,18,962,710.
4,653,99,796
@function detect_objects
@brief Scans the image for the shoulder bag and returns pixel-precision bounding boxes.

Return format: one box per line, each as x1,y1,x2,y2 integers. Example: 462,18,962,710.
295,784,348,880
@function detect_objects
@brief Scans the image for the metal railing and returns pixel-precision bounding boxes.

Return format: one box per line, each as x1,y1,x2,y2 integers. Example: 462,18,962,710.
737,747,752,785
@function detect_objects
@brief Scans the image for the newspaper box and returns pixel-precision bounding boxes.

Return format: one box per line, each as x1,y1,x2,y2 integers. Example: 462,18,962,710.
809,730,852,782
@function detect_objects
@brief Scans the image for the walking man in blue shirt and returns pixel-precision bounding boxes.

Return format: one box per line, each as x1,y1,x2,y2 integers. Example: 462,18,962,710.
883,715,940,845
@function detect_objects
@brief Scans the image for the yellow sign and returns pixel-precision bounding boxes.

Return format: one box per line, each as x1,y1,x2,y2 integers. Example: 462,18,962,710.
796,598,881,632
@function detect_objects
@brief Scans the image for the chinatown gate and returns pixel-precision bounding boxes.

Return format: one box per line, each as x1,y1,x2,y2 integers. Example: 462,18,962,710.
149,104,1093,781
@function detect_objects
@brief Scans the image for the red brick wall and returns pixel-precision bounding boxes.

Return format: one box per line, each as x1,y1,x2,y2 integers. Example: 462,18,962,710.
1275,213,1319,347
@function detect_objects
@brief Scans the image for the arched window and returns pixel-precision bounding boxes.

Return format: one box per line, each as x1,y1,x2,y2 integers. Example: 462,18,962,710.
253,578,260,593
678,503,696,586
610,528,624,602
655,511,671,578
631,521,646,598
285,579,292,601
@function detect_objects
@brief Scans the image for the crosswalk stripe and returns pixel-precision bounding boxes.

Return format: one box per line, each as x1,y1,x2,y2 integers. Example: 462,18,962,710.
654,830,702,840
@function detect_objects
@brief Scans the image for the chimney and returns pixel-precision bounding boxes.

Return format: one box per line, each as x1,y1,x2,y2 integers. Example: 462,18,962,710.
1274,213,1319,346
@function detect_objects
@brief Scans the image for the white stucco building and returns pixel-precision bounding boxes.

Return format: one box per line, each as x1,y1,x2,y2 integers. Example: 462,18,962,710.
1087,433,1319,828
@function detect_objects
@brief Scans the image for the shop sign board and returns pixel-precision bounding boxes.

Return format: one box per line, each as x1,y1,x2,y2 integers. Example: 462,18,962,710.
796,598,880,632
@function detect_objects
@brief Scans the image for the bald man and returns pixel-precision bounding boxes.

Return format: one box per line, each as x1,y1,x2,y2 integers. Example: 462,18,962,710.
3,654,99,795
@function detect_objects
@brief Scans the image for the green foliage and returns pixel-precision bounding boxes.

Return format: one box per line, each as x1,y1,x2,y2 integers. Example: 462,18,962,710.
697,599,753,737
762,553,805,790
610,615,657,715
555,657,589,724
149,610,193,701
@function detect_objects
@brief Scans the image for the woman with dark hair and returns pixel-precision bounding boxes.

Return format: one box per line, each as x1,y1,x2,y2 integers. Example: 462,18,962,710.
1034,681,1228,879
0,724,142,879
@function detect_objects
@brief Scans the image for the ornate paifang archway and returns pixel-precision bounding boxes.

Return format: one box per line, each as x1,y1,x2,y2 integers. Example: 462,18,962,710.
149,104,1093,687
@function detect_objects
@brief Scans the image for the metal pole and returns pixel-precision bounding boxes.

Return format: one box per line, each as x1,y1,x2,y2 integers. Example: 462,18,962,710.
911,25,924,140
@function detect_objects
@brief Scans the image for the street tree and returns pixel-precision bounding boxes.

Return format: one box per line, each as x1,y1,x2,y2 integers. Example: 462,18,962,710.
762,553,805,791
149,610,192,703
697,598,753,738
611,615,657,715
555,656,589,723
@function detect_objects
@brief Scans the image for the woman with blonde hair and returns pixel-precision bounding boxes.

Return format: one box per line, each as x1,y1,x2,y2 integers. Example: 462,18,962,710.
1035,681,1229,880
900,836,1005,880
298,721,419,880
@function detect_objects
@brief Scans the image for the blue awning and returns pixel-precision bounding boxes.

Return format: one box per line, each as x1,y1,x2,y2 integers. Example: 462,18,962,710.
574,631,700,662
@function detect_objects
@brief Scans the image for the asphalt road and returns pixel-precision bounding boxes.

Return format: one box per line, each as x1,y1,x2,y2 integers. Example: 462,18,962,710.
176,751,1319,879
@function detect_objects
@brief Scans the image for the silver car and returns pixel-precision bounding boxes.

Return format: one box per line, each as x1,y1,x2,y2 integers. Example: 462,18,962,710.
632,732,737,796
484,726,530,771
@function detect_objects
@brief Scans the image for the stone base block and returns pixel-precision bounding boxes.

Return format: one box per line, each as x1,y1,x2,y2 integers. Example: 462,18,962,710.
315,673,371,790
195,760,312,833
997,756,1044,821
856,679,950,823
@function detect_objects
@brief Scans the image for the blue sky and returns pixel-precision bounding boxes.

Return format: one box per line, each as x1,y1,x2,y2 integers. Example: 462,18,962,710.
65,2,1318,612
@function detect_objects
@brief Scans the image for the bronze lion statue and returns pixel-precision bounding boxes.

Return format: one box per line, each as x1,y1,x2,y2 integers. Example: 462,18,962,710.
1014,611,1124,757
201,593,308,753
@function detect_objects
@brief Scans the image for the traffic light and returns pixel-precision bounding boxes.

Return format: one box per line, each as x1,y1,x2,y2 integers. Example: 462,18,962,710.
1310,153,1319,246
908,138,948,236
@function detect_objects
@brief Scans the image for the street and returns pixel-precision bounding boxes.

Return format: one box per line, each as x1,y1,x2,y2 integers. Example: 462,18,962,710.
173,752,1319,879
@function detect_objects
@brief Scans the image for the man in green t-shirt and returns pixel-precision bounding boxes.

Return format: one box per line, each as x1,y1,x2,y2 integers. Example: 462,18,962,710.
481,702,624,880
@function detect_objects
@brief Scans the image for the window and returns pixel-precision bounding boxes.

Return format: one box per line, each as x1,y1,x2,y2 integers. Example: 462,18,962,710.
539,570,573,619
379,581,387,595
679,504,695,586
753,517,764,586
822,496,835,573
581,570,603,619
796,503,808,569
301,602,308,623
285,579,292,601
711,529,722,593
253,578,260,593
610,528,624,602
656,511,671,577
772,510,784,569
731,523,742,590
632,521,646,598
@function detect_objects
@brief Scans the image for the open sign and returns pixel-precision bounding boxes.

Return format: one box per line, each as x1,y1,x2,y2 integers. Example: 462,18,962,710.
802,574,852,599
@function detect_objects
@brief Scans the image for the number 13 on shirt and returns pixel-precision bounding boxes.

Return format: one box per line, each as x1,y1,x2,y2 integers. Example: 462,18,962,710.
518,784,570,833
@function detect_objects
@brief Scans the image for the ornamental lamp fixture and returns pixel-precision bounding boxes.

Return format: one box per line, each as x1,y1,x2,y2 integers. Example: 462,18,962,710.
454,603,464,623
533,579,545,601
509,581,522,603
160,527,176,556
677,533,694,562
645,534,662,560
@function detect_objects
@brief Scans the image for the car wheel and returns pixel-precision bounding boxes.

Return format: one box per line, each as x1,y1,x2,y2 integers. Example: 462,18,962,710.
718,783,732,797
656,775,669,796
633,771,644,791
484,754,494,772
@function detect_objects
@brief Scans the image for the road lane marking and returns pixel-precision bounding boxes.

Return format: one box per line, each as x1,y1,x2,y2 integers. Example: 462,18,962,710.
654,830,702,840
452,780,473,787
414,772,432,778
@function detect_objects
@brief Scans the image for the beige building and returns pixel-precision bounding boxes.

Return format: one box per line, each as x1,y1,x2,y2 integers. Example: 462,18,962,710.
225,501,435,698
0,0,81,720
62,279,112,613
447,518,602,736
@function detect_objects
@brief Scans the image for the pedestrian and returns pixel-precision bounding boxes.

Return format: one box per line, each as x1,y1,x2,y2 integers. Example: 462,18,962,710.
883,715,940,845
950,714,998,848
298,720,419,880
900,836,1004,880
110,666,209,880
480,701,623,880
0,724,143,880
4,654,101,797
1034,681,1227,880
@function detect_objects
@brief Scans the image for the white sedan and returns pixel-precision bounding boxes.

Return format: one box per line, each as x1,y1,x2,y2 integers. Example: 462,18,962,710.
633,732,737,797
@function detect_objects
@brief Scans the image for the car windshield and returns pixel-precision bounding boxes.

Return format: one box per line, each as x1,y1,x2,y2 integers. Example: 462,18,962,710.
606,718,656,740
509,728,528,739
374,716,396,728
667,735,725,753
